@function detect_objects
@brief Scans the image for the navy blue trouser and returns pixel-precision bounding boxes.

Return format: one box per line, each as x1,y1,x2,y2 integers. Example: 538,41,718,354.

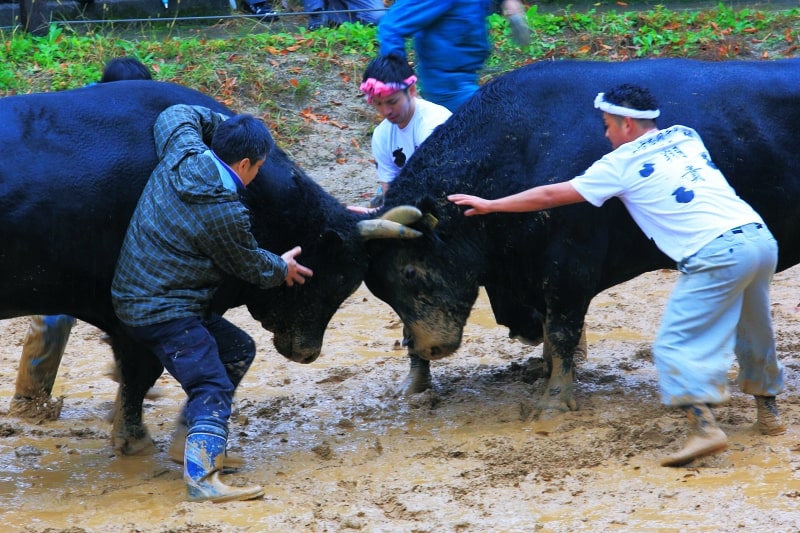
303,0,385,25
124,314,256,428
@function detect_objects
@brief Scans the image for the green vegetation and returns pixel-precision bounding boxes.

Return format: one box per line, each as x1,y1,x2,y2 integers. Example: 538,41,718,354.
1,3,798,145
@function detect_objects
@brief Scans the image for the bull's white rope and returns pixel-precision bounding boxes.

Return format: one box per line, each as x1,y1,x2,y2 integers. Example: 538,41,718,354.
594,93,660,119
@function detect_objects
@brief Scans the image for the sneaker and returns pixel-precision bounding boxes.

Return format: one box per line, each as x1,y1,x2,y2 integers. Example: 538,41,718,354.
246,2,277,20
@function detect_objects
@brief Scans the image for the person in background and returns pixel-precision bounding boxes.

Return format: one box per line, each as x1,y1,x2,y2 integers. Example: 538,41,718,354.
112,104,312,503
242,0,277,18
8,56,153,420
100,56,153,83
448,84,785,467
348,53,451,213
378,0,529,113
303,0,385,30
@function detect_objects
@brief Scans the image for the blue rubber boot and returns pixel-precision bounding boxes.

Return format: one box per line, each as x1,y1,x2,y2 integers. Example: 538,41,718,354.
10,315,76,418
184,421,263,503
169,414,244,470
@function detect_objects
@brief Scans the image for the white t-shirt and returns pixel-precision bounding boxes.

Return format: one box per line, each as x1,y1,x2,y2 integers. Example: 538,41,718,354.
570,125,764,262
371,98,452,184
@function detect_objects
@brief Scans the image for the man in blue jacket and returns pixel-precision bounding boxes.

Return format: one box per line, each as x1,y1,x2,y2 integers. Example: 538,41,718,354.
112,105,312,503
378,0,528,112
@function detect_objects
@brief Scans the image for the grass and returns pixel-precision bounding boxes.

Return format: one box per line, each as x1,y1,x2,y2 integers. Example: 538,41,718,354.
1,3,798,146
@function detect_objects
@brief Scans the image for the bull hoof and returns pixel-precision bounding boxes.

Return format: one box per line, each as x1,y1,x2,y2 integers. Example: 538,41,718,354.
112,433,156,456
529,414,564,435
394,374,432,397
535,406,569,422
536,393,577,415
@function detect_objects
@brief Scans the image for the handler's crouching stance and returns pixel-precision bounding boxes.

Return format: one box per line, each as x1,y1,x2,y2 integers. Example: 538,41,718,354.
448,84,785,467
112,105,313,502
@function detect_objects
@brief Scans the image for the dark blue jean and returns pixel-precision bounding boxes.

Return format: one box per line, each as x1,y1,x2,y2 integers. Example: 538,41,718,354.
303,0,385,25
124,314,256,428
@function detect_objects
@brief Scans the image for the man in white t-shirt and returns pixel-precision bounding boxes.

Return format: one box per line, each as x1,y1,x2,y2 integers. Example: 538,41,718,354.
448,84,785,467
349,53,451,214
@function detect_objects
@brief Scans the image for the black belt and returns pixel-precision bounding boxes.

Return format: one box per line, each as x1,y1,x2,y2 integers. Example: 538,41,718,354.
730,222,763,235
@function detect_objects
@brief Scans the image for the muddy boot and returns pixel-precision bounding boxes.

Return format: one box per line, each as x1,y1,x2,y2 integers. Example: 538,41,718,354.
169,417,244,470
755,395,786,436
9,315,75,418
661,404,728,467
184,421,263,503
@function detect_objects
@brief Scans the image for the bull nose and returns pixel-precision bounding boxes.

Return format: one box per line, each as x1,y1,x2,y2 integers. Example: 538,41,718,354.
286,350,320,364
273,331,321,364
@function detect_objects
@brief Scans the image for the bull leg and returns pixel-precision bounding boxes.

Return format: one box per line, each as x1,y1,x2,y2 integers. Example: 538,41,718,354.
542,326,587,369
395,353,432,396
109,335,161,455
537,323,586,415
539,354,577,415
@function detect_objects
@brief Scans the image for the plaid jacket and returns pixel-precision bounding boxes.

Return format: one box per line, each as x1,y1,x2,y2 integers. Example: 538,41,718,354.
111,105,287,326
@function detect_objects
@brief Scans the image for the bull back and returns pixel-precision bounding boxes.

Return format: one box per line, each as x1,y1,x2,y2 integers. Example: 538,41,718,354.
0,81,366,361
366,58,800,368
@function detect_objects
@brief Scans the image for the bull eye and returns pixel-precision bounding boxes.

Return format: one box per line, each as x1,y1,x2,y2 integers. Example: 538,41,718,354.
404,266,416,280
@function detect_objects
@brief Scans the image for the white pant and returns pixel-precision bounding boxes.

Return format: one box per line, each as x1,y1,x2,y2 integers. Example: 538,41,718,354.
654,223,784,405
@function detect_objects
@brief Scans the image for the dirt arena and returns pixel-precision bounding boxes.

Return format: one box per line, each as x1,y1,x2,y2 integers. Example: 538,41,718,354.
3,55,800,533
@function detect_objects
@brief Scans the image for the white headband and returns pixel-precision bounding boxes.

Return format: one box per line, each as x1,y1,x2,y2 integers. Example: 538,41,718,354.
594,93,660,119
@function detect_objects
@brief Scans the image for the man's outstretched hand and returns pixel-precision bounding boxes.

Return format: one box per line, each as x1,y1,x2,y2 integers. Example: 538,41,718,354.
282,246,314,286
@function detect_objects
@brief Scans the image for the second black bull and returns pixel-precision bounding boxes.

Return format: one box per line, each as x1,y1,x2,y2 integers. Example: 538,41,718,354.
363,58,800,413
0,80,409,454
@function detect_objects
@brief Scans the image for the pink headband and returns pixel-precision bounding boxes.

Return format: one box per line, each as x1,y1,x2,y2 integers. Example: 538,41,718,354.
359,75,417,103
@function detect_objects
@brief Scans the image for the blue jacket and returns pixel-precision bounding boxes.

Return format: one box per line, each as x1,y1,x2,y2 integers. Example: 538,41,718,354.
378,0,495,111
112,105,287,326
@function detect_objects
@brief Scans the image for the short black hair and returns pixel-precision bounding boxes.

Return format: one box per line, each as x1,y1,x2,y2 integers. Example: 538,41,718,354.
603,84,659,113
100,57,152,83
362,52,415,85
211,114,273,166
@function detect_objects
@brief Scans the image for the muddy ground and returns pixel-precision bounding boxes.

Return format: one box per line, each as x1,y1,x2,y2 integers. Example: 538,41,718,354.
4,53,800,532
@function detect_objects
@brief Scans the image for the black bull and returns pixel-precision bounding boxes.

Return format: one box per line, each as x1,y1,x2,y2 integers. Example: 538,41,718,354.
0,80,372,454
364,58,800,413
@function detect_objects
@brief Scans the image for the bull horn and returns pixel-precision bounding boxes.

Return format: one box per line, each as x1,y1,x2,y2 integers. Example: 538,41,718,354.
380,205,423,225
358,219,423,240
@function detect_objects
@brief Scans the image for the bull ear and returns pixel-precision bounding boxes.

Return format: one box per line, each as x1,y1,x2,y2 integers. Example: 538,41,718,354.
358,219,423,240
421,213,438,229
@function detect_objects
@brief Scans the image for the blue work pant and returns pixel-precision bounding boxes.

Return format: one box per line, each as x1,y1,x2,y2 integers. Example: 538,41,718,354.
124,314,256,428
655,223,784,406
417,68,479,113
303,0,385,25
